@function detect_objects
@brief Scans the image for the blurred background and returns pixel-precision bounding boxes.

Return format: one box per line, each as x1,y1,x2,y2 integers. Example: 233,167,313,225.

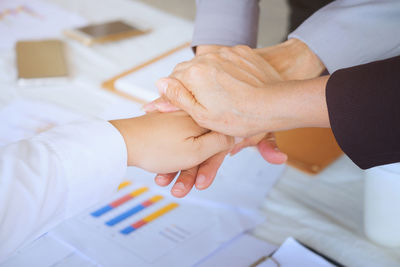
136,0,289,46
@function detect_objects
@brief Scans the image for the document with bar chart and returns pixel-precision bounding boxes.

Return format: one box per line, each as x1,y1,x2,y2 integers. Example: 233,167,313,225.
48,181,260,267
3,149,284,267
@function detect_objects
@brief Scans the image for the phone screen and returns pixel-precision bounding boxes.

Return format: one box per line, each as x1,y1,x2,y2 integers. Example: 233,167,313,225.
78,21,139,38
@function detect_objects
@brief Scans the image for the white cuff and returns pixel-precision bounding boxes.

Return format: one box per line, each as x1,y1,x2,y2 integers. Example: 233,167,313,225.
34,120,127,217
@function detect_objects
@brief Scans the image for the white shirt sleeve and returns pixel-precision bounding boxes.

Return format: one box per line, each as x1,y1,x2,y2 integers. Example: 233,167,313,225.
0,120,127,261
288,0,400,73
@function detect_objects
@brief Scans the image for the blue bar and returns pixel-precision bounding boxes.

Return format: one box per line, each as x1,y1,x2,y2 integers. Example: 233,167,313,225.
91,205,113,217
106,204,145,226
121,226,136,235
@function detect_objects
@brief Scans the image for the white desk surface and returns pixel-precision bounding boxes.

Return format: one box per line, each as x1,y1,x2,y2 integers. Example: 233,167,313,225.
0,0,399,266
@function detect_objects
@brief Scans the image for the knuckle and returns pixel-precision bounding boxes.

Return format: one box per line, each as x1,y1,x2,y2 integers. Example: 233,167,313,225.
203,53,219,61
219,47,232,54
186,64,206,79
174,61,189,72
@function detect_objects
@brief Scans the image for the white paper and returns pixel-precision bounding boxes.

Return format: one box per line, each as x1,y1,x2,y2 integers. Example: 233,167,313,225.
196,234,277,267
258,237,335,267
0,0,86,50
115,47,194,102
0,234,96,267
49,183,261,267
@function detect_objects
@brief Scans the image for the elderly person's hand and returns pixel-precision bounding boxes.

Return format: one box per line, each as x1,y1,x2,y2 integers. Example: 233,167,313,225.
144,45,288,197
143,40,326,197
153,45,283,137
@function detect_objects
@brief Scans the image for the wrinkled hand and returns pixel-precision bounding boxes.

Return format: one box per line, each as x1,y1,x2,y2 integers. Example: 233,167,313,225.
143,45,290,196
148,45,283,137
256,38,325,80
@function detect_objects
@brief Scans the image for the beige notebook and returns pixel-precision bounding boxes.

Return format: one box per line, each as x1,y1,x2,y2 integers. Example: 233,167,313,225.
16,40,68,83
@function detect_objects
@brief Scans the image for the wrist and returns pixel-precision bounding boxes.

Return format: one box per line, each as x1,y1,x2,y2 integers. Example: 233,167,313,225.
259,76,330,132
195,45,224,55
109,118,139,167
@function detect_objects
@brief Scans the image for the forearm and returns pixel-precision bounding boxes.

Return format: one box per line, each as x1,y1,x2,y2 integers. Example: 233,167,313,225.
258,76,330,132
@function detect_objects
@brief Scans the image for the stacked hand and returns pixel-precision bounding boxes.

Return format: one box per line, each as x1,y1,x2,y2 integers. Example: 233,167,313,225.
142,39,328,197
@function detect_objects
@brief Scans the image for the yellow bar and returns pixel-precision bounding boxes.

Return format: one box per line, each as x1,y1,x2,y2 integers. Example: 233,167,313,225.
149,195,164,202
117,180,132,190
130,187,148,197
143,203,179,223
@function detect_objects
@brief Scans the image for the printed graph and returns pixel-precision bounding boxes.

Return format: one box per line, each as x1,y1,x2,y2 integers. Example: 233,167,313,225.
74,183,213,263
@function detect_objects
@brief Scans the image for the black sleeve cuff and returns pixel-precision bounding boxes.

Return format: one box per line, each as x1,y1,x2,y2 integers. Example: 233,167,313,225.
326,56,400,169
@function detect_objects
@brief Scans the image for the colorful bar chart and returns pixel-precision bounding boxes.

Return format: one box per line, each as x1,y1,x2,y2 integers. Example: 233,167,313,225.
91,187,148,217
117,181,132,190
105,195,163,226
121,203,179,235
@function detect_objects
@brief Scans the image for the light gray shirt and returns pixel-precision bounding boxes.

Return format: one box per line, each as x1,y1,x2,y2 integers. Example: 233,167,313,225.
192,0,400,73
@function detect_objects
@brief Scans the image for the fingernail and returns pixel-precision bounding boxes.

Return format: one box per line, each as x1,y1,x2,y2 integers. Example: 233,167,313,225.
172,182,185,193
234,137,244,144
279,152,288,162
156,79,169,94
142,102,155,112
154,102,180,112
196,174,206,189
155,175,169,185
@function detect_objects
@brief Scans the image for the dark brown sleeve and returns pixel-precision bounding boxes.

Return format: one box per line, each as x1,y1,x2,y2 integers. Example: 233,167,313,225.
326,55,400,169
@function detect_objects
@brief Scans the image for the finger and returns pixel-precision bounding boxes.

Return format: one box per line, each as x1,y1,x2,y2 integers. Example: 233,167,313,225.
142,97,180,113
257,134,288,164
171,166,198,198
230,139,252,156
233,45,282,82
219,46,268,83
156,77,203,117
196,131,234,162
195,151,227,190
230,133,265,156
154,172,178,187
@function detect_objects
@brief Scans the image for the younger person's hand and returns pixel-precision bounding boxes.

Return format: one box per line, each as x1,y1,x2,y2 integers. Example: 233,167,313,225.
110,111,234,174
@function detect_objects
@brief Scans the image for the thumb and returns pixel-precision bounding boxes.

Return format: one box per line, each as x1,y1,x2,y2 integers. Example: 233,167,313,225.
196,131,234,161
156,77,201,117
142,97,180,113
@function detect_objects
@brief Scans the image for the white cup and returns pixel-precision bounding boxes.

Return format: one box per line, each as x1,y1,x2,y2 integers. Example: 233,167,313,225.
364,163,400,247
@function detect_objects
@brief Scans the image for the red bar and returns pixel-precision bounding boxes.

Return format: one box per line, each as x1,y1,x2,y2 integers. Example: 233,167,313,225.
110,194,132,208
132,220,147,229
141,200,153,207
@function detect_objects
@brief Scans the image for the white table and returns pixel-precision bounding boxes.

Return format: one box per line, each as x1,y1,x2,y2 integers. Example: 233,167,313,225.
1,0,399,266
